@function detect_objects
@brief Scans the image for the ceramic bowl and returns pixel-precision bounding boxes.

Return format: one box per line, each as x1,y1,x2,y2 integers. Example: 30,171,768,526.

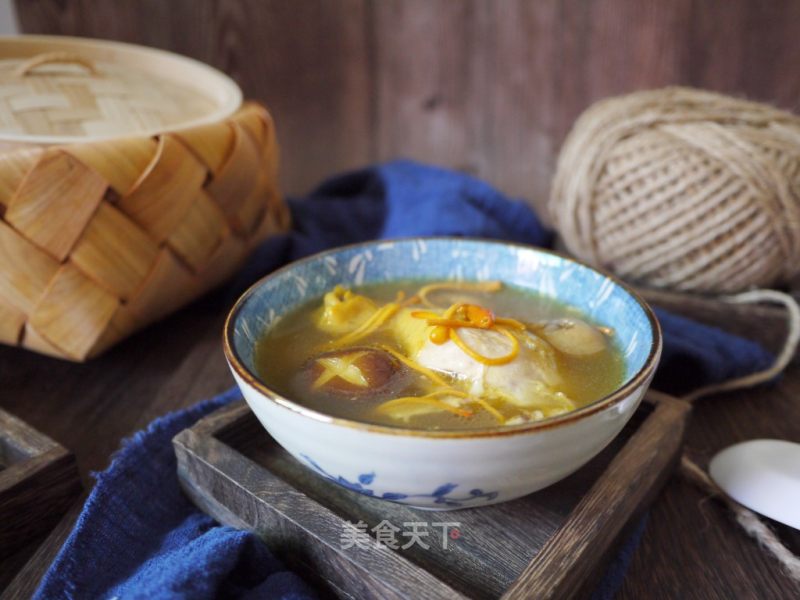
224,238,661,510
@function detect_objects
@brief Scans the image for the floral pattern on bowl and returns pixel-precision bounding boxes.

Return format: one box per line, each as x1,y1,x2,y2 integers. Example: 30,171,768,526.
301,454,499,508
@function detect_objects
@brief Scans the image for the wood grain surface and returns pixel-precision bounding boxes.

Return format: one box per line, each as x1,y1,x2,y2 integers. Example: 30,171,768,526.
0,408,81,564
4,2,800,595
173,394,687,599
502,396,689,599
176,407,467,600
15,0,800,216
0,292,799,598
0,496,86,600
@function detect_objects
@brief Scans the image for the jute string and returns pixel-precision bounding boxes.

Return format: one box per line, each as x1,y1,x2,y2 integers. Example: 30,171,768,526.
681,456,800,583
550,87,800,295
677,290,800,585
549,87,800,584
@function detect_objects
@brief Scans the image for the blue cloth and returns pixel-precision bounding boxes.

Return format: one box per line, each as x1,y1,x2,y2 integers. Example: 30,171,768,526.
231,160,551,292
35,390,316,600
35,160,773,600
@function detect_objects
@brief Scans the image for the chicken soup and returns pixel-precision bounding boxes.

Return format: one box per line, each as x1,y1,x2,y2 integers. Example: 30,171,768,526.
255,281,625,430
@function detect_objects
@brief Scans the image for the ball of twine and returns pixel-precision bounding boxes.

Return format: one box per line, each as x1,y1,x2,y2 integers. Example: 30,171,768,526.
550,86,800,294
550,87,800,583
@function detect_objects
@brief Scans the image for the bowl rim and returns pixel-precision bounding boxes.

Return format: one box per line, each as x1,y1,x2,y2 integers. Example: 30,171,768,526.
223,237,662,439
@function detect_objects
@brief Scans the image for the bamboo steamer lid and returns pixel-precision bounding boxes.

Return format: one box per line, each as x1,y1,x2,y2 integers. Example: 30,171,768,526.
0,36,288,362
0,35,242,144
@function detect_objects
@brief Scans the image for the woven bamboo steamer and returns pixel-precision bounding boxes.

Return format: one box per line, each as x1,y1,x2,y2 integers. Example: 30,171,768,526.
0,36,289,361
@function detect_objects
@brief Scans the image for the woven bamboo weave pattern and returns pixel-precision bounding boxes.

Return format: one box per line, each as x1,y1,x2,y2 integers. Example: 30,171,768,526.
0,101,287,361
0,57,218,139
550,87,800,293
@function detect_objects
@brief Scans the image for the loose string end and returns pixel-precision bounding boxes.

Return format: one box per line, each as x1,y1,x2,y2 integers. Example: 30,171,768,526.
680,456,800,585
683,289,800,402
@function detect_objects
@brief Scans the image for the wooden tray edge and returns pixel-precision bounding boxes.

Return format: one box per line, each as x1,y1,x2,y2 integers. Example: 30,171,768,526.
502,392,690,599
174,417,466,600
174,392,690,599
0,408,82,562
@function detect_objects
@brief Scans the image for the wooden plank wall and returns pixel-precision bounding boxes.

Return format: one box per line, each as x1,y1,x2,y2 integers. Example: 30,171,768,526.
15,0,800,218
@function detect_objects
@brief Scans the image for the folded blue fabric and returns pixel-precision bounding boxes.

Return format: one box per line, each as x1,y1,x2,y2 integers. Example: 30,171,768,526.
231,160,551,292
35,161,772,600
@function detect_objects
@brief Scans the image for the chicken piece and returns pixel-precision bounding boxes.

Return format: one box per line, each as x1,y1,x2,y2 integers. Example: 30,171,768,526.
376,393,468,422
314,286,377,335
390,309,574,414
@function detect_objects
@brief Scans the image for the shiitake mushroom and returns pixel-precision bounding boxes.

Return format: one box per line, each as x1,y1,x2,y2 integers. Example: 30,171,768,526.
295,346,406,400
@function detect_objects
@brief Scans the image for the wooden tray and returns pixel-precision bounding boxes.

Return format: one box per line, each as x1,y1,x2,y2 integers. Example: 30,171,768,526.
174,392,689,599
0,408,81,561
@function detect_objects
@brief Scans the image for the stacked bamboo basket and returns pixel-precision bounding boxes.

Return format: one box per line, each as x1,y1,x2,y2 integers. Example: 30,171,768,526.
0,36,288,361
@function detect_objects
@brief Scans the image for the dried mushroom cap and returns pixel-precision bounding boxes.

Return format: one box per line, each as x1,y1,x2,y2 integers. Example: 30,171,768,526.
300,347,404,399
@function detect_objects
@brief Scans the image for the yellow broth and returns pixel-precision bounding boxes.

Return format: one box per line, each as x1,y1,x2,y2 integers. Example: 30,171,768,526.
255,281,625,430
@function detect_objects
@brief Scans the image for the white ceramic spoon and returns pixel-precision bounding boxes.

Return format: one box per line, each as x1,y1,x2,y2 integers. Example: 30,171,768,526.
709,439,800,530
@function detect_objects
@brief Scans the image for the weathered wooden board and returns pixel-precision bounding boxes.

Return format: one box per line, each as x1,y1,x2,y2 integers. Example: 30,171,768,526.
0,497,85,600
0,408,81,562
2,295,797,597
16,0,800,214
174,392,690,599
